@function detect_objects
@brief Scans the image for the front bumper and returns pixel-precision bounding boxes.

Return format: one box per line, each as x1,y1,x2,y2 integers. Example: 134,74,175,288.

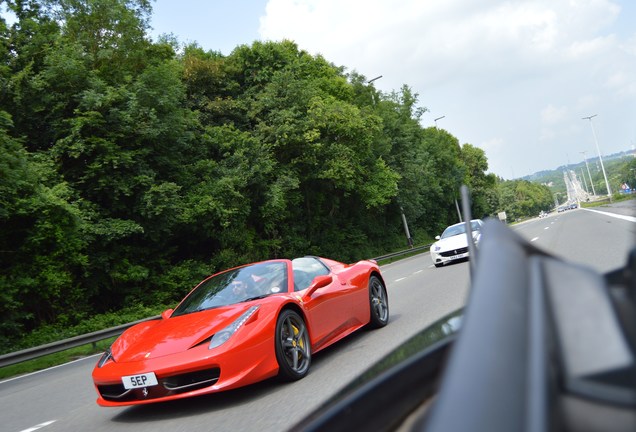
92,333,277,406
431,247,470,266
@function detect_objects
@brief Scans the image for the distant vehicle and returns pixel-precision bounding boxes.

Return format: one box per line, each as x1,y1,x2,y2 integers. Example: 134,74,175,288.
91,256,389,406
558,203,578,211
430,219,483,268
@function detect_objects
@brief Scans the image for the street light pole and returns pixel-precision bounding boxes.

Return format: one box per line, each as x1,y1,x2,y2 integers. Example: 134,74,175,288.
580,151,596,196
582,115,612,198
432,115,461,221
399,206,413,248
580,168,589,194
366,75,382,105
368,74,410,245
369,74,414,246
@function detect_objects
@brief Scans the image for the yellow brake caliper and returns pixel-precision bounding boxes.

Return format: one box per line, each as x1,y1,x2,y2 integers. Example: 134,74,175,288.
292,325,305,357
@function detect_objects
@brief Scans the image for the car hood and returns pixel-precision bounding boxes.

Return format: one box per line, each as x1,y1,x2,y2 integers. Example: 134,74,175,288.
432,234,470,251
110,306,253,362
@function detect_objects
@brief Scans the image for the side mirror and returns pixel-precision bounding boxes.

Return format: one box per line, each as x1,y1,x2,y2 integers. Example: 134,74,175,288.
161,309,173,320
305,275,333,297
435,235,441,240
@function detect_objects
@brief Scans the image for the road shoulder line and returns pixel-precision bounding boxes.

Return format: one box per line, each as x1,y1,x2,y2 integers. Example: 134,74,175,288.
580,207,636,223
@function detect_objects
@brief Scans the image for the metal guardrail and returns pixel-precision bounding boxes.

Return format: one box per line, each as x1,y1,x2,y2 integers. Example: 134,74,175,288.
0,246,431,369
0,317,159,369
372,243,431,262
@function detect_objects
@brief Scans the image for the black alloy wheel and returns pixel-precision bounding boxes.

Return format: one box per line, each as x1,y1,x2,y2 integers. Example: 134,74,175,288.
275,309,311,381
368,276,389,328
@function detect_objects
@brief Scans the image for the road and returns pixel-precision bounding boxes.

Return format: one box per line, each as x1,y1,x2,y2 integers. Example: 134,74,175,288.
1,202,634,432
514,201,636,273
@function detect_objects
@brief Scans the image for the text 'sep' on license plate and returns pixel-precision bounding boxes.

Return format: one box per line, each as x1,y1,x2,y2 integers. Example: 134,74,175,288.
122,372,158,389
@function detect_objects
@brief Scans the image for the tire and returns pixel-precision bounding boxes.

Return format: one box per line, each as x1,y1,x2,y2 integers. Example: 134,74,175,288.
275,309,311,381
368,276,389,328
434,263,443,268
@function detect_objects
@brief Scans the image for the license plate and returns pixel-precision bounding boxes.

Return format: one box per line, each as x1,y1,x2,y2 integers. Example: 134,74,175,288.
122,372,158,389
449,254,467,260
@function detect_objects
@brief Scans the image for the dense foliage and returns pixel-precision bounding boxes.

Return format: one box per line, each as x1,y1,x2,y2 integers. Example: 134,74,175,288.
0,0,553,349
495,180,554,221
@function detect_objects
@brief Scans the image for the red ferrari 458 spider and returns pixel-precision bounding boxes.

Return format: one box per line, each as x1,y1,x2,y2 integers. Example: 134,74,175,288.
92,256,389,406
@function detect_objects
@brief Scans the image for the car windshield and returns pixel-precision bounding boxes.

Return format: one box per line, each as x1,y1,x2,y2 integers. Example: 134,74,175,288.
171,261,288,316
440,221,480,239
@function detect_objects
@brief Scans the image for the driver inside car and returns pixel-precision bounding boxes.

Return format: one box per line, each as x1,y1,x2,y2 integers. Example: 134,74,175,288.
230,277,255,300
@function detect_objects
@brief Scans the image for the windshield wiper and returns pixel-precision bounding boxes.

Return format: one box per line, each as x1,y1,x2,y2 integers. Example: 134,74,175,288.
189,304,222,314
243,294,270,302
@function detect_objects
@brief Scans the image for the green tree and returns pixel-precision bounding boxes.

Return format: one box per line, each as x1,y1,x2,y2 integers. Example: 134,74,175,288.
460,143,497,218
0,111,88,341
496,179,553,221
2,6,511,345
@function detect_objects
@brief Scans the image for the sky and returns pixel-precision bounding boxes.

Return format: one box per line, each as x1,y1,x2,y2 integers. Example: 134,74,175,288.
20,0,636,179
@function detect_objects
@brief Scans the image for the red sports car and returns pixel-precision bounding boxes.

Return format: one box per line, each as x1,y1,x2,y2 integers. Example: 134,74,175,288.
92,256,389,406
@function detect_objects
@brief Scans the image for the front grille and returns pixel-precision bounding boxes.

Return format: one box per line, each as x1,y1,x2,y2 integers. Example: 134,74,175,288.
163,369,220,391
440,247,468,257
98,368,221,402
98,383,130,400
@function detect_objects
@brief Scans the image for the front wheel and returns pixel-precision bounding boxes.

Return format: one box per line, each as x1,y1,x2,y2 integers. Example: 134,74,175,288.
368,276,389,328
275,309,311,381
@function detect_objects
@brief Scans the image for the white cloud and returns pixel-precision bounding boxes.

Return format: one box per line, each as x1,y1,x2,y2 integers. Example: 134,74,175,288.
566,35,616,59
541,104,568,125
622,34,636,56
480,137,505,155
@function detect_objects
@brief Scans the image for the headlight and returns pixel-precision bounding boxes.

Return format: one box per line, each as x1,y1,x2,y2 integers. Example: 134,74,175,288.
97,349,113,368
209,306,259,349
433,245,441,252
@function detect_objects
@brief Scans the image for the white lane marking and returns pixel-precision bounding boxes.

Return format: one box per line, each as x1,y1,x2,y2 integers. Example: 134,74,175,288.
581,207,636,223
20,420,56,432
544,227,550,230
0,354,101,385
413,270,423,274
394,277,407,282
531,237,539,242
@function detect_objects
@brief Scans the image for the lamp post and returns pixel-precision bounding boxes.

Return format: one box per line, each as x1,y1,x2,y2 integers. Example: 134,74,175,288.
432,114,461,221
582,115,611,198
368,74,409,245
580,168,589,194
368,74,414,246
400,206,413,248
366,75,382,105
580,151,596,196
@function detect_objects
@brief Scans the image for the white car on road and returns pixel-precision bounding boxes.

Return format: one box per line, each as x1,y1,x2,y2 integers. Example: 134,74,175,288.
430,219,484,268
